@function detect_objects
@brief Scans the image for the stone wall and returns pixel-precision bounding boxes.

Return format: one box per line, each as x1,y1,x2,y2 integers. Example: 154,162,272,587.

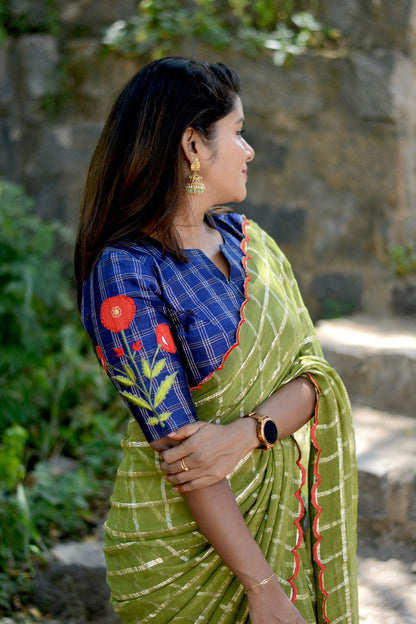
1,0,416,319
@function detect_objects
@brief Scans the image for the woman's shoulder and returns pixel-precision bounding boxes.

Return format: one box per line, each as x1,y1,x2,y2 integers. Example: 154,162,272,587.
84,241,161,300
81,241,162,328
211,210,245,238
95,239,162,277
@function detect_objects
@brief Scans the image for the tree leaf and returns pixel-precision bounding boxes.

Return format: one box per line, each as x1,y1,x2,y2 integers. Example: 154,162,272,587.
114,375,135,387
154,372,177,408
141,358,152,378
151,358,166,378
120,391,152,410
147,417,159,426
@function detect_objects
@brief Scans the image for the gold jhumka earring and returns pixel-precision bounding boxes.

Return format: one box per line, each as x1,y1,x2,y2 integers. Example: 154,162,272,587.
184,157,205,194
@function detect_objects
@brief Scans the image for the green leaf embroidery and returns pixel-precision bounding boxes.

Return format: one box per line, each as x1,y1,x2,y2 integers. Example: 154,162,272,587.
147,417,160,426
151,358,166,378
158,412,171,422
124,364,136,382
120,391,152,410
141,358,152,379
114,334,177,428
114,375,135,387
154,372,177,408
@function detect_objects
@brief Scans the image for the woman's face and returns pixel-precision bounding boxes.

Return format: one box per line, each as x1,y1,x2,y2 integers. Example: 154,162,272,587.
203,96,255,205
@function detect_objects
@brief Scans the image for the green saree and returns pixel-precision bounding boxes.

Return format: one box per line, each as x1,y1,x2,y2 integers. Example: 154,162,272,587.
104,218,359,623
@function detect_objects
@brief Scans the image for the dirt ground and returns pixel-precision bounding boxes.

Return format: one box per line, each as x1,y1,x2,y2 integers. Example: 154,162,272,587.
357,536,416,624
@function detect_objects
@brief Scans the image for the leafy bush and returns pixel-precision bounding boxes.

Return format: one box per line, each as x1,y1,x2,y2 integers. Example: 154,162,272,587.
102,0,340,65
0,179,124,615
0,425,36,611
390,242,416,278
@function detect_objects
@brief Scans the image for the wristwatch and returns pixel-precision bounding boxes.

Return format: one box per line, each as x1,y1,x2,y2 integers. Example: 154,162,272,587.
245,412,278,450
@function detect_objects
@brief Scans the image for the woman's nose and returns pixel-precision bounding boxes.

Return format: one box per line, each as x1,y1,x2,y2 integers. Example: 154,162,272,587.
245,141,255,162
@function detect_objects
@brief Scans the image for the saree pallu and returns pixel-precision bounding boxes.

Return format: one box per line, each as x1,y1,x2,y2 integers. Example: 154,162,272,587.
104,219,359,624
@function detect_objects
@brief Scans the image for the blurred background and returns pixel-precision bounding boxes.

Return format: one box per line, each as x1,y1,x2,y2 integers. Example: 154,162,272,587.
0,1,415,622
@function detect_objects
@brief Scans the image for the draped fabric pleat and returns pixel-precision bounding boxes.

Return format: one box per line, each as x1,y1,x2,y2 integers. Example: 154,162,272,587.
103,218,359,624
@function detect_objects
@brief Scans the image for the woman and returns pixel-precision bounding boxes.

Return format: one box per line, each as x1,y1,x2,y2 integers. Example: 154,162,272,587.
75,57,358,623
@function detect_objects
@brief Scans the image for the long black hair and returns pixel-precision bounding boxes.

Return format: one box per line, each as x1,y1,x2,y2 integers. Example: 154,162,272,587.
74,57,241,308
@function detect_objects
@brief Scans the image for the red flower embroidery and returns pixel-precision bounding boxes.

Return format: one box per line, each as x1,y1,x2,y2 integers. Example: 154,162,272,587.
132,340,143,351
100,295,136,333
155,323,176,354
95,345,107,371
114,347,124,358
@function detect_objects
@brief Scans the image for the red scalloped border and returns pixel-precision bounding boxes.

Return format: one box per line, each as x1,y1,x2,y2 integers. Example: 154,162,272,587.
190,217,313,609
289,436,306,603
190,215,252,391
305,372,330,623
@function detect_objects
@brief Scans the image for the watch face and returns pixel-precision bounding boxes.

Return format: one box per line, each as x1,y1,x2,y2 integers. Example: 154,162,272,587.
263,419,278,445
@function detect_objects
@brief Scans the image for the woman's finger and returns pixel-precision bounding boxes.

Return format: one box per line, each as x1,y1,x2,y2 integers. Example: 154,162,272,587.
162,422,207,464
167,422,202,441
161,457,192,475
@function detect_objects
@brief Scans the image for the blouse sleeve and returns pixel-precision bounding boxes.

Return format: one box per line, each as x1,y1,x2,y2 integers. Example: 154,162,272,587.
81,246,199,442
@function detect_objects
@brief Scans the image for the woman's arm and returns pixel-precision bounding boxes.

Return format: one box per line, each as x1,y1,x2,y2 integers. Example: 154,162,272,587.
157,376,316,492
181,479,307,624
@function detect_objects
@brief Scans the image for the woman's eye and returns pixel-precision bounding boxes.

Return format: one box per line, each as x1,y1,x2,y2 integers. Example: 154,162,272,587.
237,128,246,136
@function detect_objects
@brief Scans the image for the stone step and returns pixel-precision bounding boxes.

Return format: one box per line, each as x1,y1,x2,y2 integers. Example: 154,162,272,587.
316,315,416,417
353,404,416,543
33,538,121,624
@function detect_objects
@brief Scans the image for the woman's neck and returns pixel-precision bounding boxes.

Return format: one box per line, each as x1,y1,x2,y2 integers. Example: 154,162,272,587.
174,216,215,250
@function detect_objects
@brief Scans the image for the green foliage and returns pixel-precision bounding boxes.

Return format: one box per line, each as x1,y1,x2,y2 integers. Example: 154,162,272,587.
0,178,73,443
0,0,60,39
102,0,340,64
0,179,124,615
0,426,45,612
390,242,416,278
0,425,28,491
0,488,35,611
27,462,98,540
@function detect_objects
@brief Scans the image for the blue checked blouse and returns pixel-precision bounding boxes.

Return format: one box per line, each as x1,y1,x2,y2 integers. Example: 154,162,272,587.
81,212,247,442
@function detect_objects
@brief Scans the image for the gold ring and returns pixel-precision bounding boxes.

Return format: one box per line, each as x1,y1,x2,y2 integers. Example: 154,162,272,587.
180,458,189,472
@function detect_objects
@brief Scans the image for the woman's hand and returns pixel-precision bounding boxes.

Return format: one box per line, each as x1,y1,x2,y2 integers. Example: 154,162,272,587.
159,418,258,492
247,576,307,624
156,376,317,493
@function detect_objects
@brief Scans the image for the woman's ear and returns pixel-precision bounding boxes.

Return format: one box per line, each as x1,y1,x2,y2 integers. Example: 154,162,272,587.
181,128,199,165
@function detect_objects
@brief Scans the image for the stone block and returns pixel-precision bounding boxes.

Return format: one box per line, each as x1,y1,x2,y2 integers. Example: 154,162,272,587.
317,316,416,412
67,39,140,119
358,471,386,521
247,134,288,171
34,539,120,623
311,190,361,260
0,120,18,178
15,34,59,99
310,272,363,318
391,277,416,314
56,0,136,36
308,123,398,206
342,50,409,122
232,52,327,123
385,469,414,526
0,38,15,108
353,405,416,542
8,0,51,30
241,201,307,246
272,207,307,245
318,0,416,55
